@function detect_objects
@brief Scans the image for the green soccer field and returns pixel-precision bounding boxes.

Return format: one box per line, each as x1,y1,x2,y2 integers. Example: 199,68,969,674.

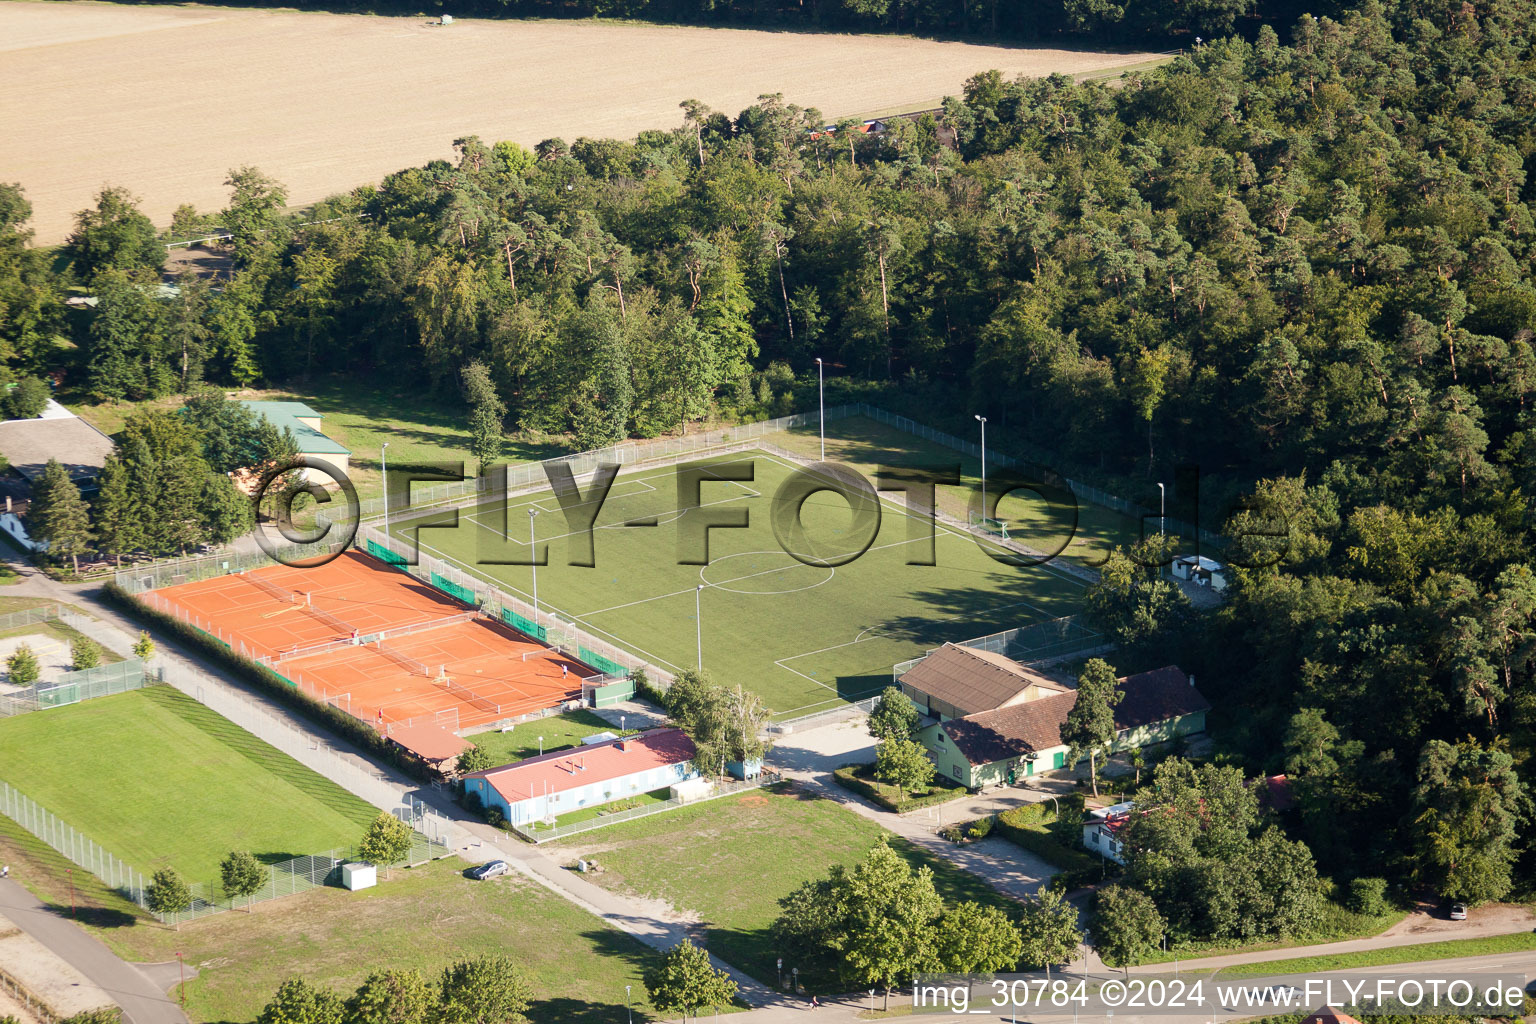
390,448,1088,717
0,687,378,887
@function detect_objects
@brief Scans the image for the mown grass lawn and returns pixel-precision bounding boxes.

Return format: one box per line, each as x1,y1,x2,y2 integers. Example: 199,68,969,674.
767,415,1144,569
1221,931,1536,976
465,709,630,765
70,375,565,505
0,819,662,1024
0,686,377,885
554,783,1022,990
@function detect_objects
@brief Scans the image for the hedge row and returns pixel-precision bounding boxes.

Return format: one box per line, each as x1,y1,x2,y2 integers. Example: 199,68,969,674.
832,763,971,812
994,804,1104,890
102,581,435,784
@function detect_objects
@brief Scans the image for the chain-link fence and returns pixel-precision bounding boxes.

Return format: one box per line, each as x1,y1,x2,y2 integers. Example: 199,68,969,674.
767,693,882,733
850,404,1226,550
165,830,451,926
111,537,347,595
891,614,1105,680
357,524,674,693
0,780,150,903
146,646,457,845
0,606,159,719
31,660,156,710
0,776,450,926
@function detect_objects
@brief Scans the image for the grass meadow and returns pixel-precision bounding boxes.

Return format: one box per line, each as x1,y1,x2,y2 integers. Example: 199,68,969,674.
553,784,1022,990
464,709,628,764
0,686,377,885
0,818,662,1024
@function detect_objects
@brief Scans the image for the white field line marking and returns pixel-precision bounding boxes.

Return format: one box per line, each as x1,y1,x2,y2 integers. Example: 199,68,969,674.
414,534,692,676
409,447,1089,701
770,594,1055,696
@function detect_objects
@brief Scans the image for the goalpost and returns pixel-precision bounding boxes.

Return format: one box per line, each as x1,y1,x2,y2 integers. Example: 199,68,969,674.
969,513,1010,542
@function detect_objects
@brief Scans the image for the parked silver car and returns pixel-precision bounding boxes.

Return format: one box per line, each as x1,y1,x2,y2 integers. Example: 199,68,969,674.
468,860,509,881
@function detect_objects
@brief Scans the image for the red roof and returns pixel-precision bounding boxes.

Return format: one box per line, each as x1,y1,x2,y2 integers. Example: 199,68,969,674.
1301,1009,1362,1024
464,728,696,804
386,721,470,762
1256,773,1295,812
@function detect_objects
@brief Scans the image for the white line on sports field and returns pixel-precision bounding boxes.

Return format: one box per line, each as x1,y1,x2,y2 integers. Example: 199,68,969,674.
404,446,1090,702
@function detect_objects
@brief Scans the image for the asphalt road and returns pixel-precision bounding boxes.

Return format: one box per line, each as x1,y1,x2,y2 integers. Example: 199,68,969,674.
0,878,190,1024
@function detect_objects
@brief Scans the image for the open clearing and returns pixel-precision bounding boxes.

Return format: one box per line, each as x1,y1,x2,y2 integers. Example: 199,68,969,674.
0,686,377,886
0,0,1158,243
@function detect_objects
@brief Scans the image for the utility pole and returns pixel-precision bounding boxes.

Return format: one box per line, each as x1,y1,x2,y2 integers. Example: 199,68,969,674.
528,509,539,621
695,584,705,669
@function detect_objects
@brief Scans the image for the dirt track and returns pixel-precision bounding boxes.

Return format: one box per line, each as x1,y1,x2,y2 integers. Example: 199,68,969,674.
0,1,1156,244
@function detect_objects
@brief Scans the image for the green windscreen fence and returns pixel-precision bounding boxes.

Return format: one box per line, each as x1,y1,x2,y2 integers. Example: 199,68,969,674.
578,647,629,679
367,539,408,567
501,608,547,642
271,670,298,689
430,572,478,607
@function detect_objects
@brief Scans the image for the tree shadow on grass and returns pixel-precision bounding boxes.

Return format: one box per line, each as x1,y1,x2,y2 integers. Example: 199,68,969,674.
254,851,309,865
40,900,141,929
530,996,642,1024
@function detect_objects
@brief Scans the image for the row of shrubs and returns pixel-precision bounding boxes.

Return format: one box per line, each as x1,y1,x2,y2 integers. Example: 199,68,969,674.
103,581,437,784
993,801,1106,891
832,763,970,812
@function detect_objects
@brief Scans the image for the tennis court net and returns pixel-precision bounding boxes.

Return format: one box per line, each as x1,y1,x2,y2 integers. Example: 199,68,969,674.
242,571,302,605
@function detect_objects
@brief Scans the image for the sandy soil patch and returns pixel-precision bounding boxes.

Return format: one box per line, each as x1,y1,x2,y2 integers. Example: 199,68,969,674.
0,1,1157,243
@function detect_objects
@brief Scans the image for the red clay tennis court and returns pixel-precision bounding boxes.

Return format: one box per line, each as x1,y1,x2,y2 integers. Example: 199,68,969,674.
144,551,589,733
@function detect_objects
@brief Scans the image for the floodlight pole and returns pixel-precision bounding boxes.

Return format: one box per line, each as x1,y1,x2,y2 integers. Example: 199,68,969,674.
974,414,988,519
815,357,826,461
695,584,705,670
1158,481,1166,578
528,509,540,622
381,442,390,534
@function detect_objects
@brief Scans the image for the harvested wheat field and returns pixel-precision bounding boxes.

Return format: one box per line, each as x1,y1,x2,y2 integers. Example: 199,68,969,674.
0,1,1158,243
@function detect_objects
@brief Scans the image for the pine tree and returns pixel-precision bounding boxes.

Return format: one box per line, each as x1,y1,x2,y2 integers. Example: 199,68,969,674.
6,644,39,686
201,472,253,545
92,455,141,565
1062,658,1124,799
71,637,100,670
460,360,505,474
26,458,92,572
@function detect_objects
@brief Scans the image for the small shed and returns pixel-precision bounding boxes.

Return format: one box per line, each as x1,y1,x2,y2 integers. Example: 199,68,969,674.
670,777,713,803
1171,554,1229,592
341,863,377,890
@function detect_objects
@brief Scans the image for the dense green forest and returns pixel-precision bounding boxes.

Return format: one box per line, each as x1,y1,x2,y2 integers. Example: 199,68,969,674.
5,0,1536,909
181,0,1344,47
